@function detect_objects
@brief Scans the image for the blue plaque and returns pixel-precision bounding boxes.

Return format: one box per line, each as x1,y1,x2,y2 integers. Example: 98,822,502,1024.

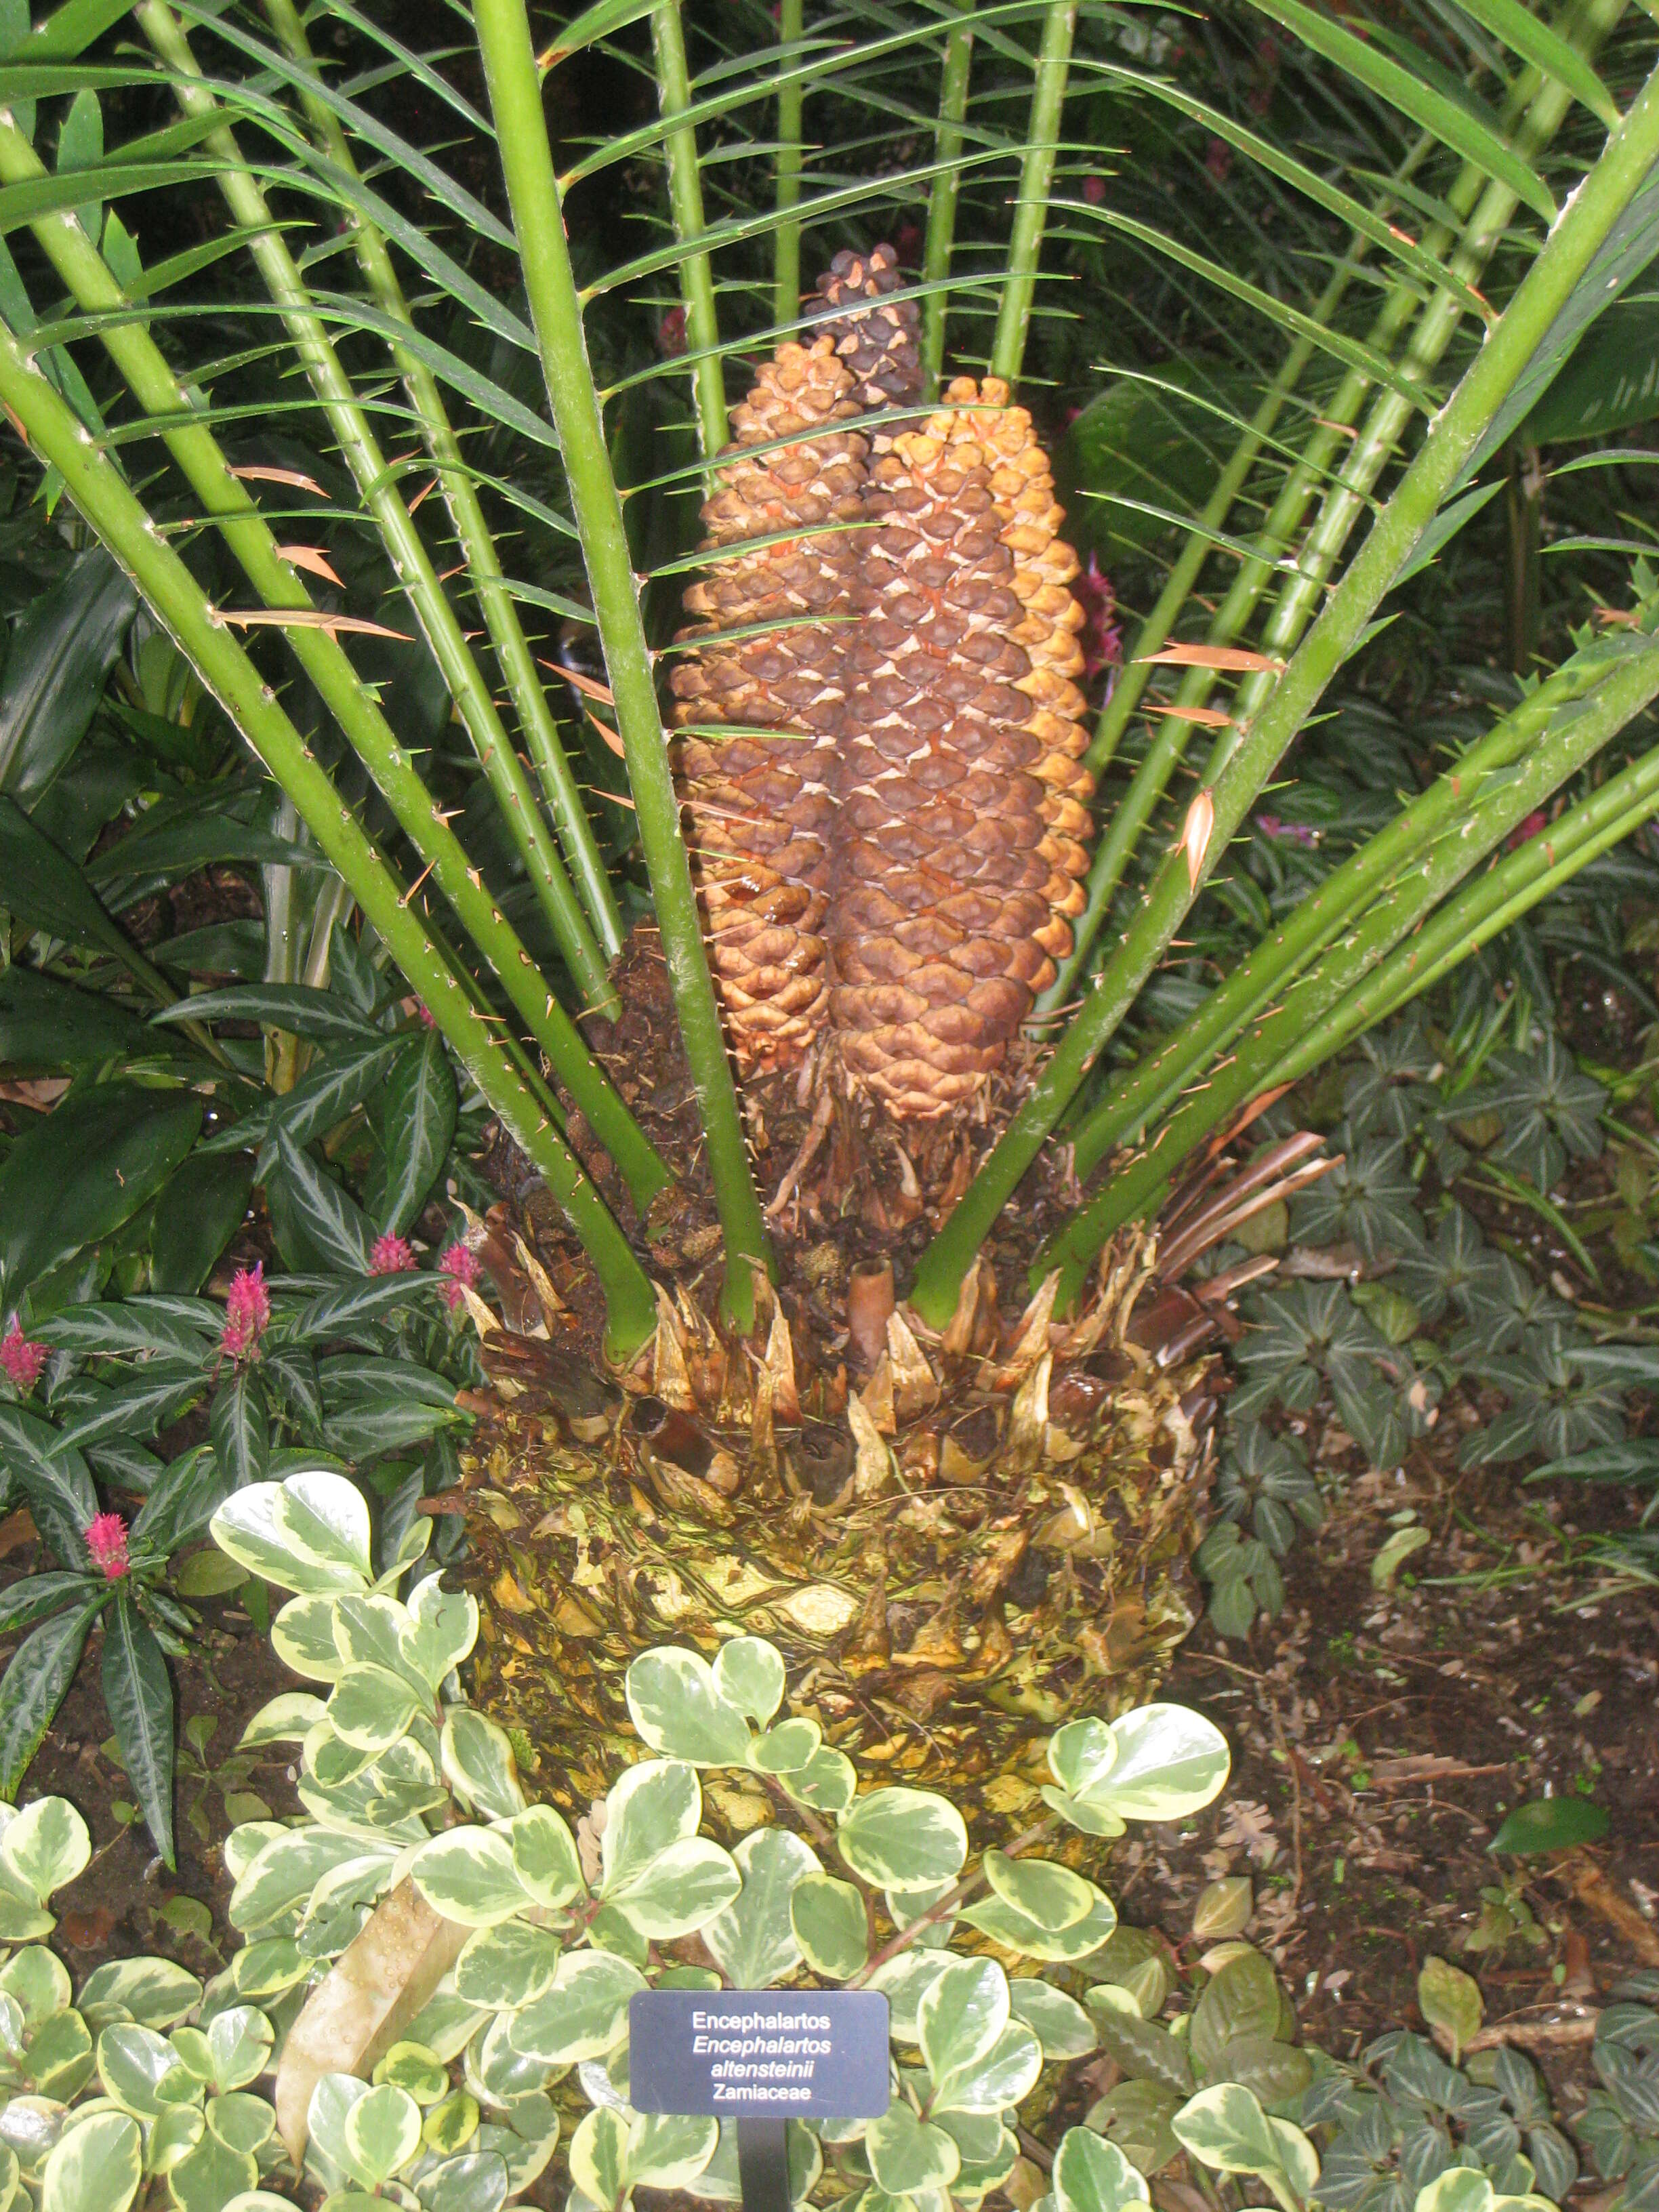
628,1989,891,2120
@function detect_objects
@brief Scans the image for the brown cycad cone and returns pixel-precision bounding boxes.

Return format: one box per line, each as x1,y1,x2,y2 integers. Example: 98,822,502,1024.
668,337,866,1073
827,377,1092,1122
806,242,924,413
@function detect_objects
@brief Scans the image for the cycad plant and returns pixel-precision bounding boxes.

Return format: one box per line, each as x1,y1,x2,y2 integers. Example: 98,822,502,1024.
2,0,1659,1793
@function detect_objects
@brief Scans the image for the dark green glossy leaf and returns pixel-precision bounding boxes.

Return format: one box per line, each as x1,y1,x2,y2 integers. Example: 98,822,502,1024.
0,1081,201,1311
150,983,380,1043
148,1151,257,1295
0,966,169,1069
240,1037,401,1169
1521,301,1659,444
0,1401,97,1568
0,1572,91,1636
0,1594,104,1798
290,1275,438,1341
31,1299,216,1360
0,793,140,968
1488,1797,1610,1856
87,809,331,883
150,921,267,979
54,1363,205,1453
131,1446,225,1553
268,1129,373,1275
319,1354,464,1458
0,548,134,805
367,1031,457,1237
102,1589,175,1868
210,1366,269,1490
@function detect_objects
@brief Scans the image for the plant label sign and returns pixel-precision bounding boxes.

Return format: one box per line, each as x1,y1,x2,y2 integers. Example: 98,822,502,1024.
628,1990,891,2118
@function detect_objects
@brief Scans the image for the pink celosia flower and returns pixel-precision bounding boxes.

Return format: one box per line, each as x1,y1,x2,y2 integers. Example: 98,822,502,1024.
370,1233,417,1276
220,1262,270,1361
0,1320,47,1395
1076,554,1123,682
438,1242,483,1313
85,1513,130,1581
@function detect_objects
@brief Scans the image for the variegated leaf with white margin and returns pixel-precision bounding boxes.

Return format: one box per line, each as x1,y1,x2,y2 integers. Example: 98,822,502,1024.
748,1717,821,1774
1,1800,88,1902
210,1475,371,1597
625,1650,752,1766
508,1950,645,2065
510,1803,585,1908
867,1950,955,2043
441,1708,527,1822
960,1887,1117,1963
866,2101,961,2195
454,1921,564,2011
918,1959,1008,2087
982,1851,1094,1932
271,1595,346,1684
1052,2125,1150,2212
837,1788,966,1893
929,2022,1042,2116
1172,2083,1312,2188
602,1760,701,1891
1010,1981,1098,2060
327,1662,422,1753
605,1835,742,1940
405,1577,478,1687
781,1746,858,1815
39,2109,142,2212
237,1693,327,1749
570,2104,718,2203
1084,1708,1230,1824
701,1828,819,1988
711,1636,785,1725
409,1828,531,1927
342,2081,422,2188
228,1827,375,1935
790,1873,868,1978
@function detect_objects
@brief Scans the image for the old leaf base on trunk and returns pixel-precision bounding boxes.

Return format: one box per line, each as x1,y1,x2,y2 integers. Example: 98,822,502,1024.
458,1240,1223,1843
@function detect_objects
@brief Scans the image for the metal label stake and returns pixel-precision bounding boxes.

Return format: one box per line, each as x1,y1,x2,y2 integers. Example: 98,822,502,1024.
737,2116,792,2212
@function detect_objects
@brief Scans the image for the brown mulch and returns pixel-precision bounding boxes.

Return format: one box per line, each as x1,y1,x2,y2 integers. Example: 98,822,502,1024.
1124,1422,1659,2076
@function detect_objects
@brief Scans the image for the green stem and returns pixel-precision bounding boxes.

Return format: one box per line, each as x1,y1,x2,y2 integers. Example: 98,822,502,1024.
1050,0,1618,1009
136,0,618,1023
261,0,627,972
1269,686,1659,1081
651,0,728,466
920,0,975,396
773,0,804,332
0,329,657,1359
1041,614,1659,1297
989,0,1078,384
476,0,773,1332
1225,0,1626,735
1076,120,1444,781
1065,648,1609,1178
911,52,1659,1327
0,110,670,1215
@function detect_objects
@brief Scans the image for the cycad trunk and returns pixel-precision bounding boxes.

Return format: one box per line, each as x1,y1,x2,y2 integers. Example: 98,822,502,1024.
461,1227,1223,1832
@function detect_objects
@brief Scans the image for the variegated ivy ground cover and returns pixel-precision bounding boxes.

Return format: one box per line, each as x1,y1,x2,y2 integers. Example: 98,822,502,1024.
0,1465,1652,2212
